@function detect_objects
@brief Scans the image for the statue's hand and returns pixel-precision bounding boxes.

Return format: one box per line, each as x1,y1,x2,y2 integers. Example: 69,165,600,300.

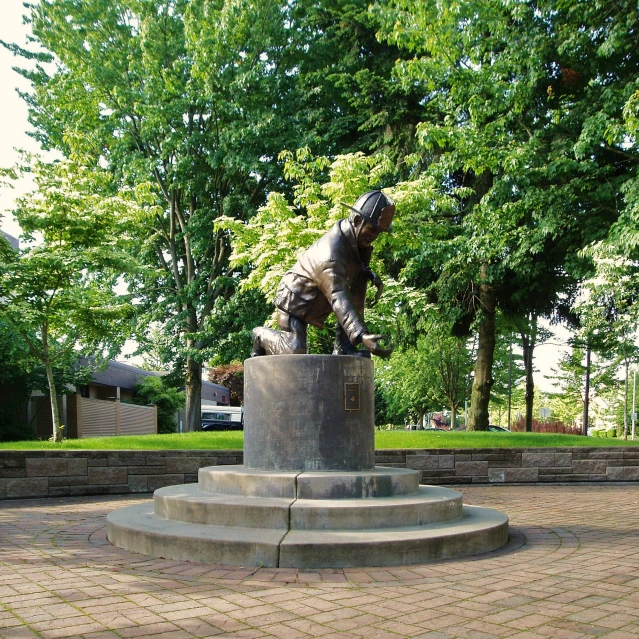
361,333,393,358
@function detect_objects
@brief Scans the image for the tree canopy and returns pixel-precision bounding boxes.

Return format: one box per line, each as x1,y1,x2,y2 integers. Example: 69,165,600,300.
3,0,639,436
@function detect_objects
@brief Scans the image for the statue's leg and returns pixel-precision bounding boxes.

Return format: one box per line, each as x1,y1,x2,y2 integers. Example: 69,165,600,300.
333,275,371,357
280,313,308,354
251,326,271,357
252,311,308,356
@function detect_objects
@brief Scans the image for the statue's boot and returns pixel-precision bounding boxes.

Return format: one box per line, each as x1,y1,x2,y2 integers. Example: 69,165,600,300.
332,329,371,358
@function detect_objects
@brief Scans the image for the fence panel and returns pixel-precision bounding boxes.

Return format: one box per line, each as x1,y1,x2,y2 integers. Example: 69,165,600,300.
119,403,156,436
80,397,117,438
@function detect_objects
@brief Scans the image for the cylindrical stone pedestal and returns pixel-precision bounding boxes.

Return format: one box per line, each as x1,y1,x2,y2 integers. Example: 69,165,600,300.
243,355,374,471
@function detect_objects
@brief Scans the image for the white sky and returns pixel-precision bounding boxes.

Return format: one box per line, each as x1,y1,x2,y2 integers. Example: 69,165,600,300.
0,0,37,240
0,0,573,389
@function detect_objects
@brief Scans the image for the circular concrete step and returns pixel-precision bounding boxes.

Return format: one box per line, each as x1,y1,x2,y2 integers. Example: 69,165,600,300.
198,466,299,498
279,506,509,568
198,465,420,499
154,484,293,529
106,502,507,568
291,486,463,530
296,468,420,499
107,503,285,567
154,484,462,530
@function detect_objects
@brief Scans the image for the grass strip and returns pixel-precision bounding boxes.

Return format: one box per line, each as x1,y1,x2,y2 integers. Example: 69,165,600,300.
1,430,638,450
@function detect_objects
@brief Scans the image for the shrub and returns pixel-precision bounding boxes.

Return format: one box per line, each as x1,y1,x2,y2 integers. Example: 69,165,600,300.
133,376,184,434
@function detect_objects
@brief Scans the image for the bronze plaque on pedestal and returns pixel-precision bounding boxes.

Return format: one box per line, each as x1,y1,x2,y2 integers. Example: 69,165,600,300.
344,383,360,411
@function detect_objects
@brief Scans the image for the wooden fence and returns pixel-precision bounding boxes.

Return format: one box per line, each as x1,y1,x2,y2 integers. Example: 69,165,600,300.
30,396,156,439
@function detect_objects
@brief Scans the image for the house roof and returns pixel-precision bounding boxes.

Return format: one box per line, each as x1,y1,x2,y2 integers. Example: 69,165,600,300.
1,231,19,250
77,358,229,403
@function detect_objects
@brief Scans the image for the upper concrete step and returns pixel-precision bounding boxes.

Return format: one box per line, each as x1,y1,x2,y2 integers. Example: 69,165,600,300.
296,468,419,499
198,465,420,499
198,466,299,498
279,505,509,568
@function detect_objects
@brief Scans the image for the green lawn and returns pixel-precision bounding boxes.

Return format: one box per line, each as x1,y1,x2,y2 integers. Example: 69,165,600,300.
1,430,638,450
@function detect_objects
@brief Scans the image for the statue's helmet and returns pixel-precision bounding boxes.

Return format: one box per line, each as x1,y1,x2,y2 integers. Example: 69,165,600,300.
342,190,395,232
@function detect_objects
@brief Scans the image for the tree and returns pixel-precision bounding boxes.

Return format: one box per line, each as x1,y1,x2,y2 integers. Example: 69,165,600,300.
546,347,616,428
373,0,636,429
208,364,244,407
488,325,525,428
375,321,474,428
205,288,270,366
579,261,639,438
0,159,135,440
7,0,428,432
0,318,40,441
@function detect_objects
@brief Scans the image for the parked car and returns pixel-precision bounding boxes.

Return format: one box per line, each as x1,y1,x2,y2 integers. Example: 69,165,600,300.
201,407,243,431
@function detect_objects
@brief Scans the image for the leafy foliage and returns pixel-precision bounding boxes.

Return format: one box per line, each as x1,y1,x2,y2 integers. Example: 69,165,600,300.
207,364,244,407
132,376,184,435
0,159,135,439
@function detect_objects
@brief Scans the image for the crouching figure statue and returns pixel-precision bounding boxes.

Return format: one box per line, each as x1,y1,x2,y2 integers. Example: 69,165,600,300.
252,190,395,359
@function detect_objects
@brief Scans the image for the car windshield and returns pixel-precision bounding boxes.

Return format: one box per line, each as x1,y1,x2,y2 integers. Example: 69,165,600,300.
202,412,230,421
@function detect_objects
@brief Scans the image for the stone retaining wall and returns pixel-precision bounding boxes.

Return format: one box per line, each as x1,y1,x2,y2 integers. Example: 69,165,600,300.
378,448,639,484
1,447,639,499
0,450,242,500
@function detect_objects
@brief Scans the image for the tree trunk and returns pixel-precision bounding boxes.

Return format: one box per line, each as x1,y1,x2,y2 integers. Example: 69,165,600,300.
507,336,513,430
450,403,457,431
582,345,591,436
185,352,202,432
521,315,538,433
468,263,496,431
624,356,629,440
42,336,62,442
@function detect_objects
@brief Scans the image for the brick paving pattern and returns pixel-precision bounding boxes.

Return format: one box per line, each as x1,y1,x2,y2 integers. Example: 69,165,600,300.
1,484,639,638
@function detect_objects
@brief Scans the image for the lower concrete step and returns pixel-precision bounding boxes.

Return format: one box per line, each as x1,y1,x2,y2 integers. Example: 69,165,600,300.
107,502,508,568
280,506,509,568
107,503,285,567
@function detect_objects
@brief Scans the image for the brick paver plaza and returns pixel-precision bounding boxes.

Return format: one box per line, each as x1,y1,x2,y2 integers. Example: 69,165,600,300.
1,484,639,639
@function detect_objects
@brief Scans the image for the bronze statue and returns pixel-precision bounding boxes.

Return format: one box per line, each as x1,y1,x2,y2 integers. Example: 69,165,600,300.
252,190,395,359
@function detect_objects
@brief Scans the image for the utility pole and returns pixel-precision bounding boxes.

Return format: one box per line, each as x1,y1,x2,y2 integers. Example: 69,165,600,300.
582,344,591,436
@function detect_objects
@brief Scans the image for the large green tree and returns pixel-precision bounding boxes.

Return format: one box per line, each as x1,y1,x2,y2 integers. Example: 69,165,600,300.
0,160,135,440
6,0,427,430
374,0,636,429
